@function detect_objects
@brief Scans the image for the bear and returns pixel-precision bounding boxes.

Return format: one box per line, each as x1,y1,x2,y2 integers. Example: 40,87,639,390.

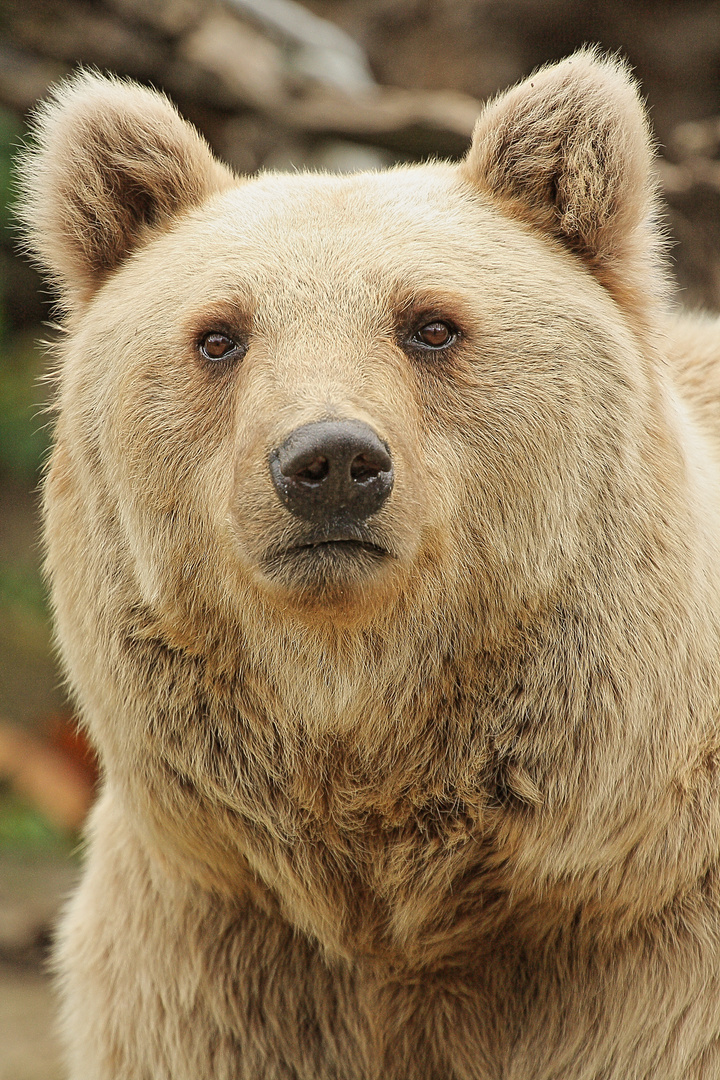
17,49,720,1079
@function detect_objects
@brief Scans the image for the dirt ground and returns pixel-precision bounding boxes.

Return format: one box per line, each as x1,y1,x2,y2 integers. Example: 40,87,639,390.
0,854,77,1080
0,965,64,1080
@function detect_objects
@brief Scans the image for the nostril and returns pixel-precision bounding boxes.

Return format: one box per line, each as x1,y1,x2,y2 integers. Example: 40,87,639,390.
295,456,329,484
350,453,383,483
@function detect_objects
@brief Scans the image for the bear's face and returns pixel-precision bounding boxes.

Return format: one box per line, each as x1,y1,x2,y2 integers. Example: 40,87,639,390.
20,52,667,638
55,162,649,628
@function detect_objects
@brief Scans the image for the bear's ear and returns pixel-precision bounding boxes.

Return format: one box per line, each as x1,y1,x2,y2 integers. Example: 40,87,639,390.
462,50,668,316
17,71,235,311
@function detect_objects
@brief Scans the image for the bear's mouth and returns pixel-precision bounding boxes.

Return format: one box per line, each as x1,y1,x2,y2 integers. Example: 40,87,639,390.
289,538,389,557
261,529,394,592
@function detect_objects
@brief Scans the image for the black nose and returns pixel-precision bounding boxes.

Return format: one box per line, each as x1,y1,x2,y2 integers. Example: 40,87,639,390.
269,419,394,524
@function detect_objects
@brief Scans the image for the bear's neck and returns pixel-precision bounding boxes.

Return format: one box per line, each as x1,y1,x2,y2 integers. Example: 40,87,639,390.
109,578,720,966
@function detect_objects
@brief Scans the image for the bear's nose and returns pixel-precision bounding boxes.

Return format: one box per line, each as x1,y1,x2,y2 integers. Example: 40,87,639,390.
269,419,394,524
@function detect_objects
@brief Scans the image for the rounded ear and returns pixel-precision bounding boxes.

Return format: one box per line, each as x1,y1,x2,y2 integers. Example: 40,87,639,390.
16,71,235,311
461,49,670,319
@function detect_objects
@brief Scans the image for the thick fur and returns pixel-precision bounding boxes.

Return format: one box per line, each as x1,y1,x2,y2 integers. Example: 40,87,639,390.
19,51,720,1079
17,72,233,310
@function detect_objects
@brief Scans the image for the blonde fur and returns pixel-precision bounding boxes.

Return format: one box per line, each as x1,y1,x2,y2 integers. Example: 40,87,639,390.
18,52,720,1079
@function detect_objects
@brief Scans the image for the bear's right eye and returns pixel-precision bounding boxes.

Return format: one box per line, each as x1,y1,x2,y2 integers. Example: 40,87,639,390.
199,332,244,362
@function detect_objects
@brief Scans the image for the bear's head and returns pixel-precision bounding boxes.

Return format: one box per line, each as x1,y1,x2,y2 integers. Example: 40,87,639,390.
18,50,673,651
21,52,720,953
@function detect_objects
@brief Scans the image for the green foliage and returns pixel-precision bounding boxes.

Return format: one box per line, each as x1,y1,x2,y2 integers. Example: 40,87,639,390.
0,559,47,619
0,781,73,853
0,104,23,345
0,103,21,233
0,557,50,658
0,107,49,483
0,335,51,482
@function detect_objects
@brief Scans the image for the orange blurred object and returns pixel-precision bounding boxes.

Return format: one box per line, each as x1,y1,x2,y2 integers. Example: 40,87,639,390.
47,712,99,790
0,715,97,834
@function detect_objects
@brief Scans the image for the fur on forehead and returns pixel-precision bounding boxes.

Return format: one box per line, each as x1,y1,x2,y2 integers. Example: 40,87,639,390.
16,70,234,312
461,48,670,322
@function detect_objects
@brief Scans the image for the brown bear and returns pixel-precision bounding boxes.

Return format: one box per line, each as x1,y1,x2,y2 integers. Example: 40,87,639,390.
18,49,720,1079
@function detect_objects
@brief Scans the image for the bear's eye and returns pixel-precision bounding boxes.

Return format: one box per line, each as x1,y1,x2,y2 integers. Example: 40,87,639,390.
410,321,457,350
199,332,244,362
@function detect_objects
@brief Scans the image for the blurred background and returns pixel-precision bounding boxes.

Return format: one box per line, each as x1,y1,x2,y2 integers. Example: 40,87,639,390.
1,1,720,1075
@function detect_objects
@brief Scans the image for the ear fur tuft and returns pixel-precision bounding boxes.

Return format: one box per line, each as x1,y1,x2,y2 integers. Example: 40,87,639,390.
16,70,235,311
462,49,670,318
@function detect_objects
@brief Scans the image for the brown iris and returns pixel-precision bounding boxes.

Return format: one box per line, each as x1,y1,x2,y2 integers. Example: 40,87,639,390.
199,332,242,361
412,321,456,349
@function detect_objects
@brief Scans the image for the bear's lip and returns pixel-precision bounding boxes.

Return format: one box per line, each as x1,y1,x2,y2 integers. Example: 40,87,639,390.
288,538,390,557
260,527,395,585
